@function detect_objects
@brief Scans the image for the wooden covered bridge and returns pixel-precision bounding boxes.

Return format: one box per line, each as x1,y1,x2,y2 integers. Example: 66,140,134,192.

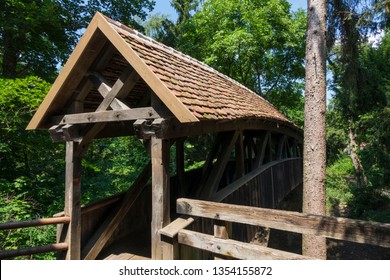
1,13,389,260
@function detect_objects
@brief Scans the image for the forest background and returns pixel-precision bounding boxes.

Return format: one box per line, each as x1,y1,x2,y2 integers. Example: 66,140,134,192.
0,0,389,259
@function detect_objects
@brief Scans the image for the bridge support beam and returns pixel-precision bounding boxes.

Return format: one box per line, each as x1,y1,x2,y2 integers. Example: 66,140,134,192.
64,141,82,260
151,136,170,259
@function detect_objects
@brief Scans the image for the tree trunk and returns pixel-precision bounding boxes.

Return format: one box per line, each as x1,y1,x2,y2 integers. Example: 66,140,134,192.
348,126,367,187
302,0,327,259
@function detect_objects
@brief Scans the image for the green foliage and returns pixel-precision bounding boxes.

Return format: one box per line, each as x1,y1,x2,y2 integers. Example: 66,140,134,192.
81,137,150,204
326,156,355,209
178,0,306,123
0,0,156,80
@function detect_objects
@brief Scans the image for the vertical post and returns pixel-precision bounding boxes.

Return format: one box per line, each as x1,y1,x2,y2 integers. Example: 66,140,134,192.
151,136,170,260
213,220,230,260
65,141,82,260
176,138,186,197
235,131,245,179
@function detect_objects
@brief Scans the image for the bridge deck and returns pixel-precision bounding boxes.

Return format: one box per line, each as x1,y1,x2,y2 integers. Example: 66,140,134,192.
98,234,151,260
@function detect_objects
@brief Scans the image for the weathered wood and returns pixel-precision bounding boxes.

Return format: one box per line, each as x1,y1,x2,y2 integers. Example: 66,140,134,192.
159,118,302,143
64,141,82,260
95,67,137,111
54,108,159,126
0,243,69,259
151,137,171,259
160,217,194,260
82,162,151,260
177,198,390,248
87,72,129,110
160,217,195,238
0,217,70,230
200,131,239,198
213,220,229,260
178,229,312,260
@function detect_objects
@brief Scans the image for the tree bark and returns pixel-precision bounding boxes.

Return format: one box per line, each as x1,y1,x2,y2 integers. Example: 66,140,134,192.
303,0,327,259
348,126,368,187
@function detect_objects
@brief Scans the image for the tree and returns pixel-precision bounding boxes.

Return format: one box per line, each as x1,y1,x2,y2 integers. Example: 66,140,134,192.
327,0,389,188
0,0,155,81
178,0,307,124
302,0,327,259
171,0,200,24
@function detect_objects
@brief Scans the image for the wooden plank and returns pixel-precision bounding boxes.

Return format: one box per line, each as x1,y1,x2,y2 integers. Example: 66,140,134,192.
82,162,151,259
0,217,70,230
151,137,171,260
178,229,312,260
177,198,390,248
97,13,198,123
64,141,82,260
214,220,229,260
54,108,159,126
160,217,195,238
200,131,239,199
0,243,69,259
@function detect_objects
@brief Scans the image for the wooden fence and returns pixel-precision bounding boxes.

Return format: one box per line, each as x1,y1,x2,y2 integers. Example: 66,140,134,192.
0,216,70,259
160,198,390,260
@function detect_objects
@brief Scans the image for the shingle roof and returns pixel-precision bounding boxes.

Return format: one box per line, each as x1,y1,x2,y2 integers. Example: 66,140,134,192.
107,17,291,124
27,13,296,132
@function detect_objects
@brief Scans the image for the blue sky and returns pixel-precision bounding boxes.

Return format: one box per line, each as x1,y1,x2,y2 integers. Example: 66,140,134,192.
152,0,307,20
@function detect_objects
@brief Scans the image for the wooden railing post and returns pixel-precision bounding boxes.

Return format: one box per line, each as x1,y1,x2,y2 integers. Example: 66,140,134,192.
160,217,194,260
64,141,82,260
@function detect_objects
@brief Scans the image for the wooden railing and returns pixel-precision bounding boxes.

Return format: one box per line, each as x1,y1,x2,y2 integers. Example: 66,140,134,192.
160,198,390,260
0,216,70,259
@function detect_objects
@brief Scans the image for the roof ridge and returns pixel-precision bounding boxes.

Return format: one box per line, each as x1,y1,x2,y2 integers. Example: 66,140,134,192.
104,16,279,109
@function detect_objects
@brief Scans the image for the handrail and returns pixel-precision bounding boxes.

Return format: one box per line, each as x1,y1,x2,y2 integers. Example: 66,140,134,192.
0,216,70,230
0,243,68,259
177,198,390,248
0,216,71,259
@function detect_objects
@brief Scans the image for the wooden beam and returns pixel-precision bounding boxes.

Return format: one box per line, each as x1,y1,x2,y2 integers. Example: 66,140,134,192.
277,135,288,160
151,137,171,260
210,158,299,202
64,141,82,260
200,131,239,199
234,131,245,180
159,118,303,143
176,138,187,197
95,67,139,111
177,198,390,248
253,131,270,168
53,108,159,126
178,229,312,260
82,162,151,259
160,217,194,260
87,72,129,110
213,220,230,259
